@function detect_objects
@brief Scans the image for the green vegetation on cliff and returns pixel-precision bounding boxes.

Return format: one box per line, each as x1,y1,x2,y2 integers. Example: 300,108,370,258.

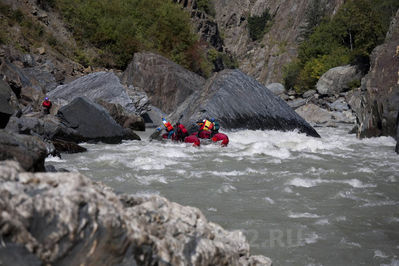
248,10,273,41
284,0,399,93
52,0,210,74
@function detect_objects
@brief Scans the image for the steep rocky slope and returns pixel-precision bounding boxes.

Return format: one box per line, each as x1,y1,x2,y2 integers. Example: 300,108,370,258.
213,0,344,85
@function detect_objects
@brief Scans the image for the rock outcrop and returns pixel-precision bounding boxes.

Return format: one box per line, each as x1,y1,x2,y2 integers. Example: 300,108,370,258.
396,112,399,154
174,0,224,52
0,79,19,128
57,97,140,144
48,72,136,113
0,160,271,266
0,131,46,172
316,65,363,96
121,52,206,114
352,9,399,138
96,100,145,131
213,0,344,85
170,69,320,137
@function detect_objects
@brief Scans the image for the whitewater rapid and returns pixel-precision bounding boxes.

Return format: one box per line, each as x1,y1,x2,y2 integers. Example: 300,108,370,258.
47,126,399,265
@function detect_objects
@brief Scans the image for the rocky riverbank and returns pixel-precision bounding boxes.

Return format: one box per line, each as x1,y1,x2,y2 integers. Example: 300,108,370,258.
0,160,271,266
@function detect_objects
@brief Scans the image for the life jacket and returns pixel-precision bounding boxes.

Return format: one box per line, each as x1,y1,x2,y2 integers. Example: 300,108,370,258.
162,119,174,132
42,100,52,108
200,120,213,131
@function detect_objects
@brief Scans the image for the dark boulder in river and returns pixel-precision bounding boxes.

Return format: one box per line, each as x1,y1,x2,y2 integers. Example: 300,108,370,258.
0,79,19,128
170,69,320,137
121,52,206,114
396,112,399,154
0,131,46,172
57,97,139,144
0,160,272,266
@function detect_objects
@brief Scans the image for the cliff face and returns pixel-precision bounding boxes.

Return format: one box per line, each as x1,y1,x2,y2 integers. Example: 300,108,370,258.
353,9,399,138
213,0,344,85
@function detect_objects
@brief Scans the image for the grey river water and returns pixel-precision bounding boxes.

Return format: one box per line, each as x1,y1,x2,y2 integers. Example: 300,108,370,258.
46,126,399,265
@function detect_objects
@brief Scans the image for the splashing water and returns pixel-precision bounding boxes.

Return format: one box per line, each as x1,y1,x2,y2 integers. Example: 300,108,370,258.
46,126,399,265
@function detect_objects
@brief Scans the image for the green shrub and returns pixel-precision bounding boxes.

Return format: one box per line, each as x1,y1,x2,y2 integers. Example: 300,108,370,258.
248,9,272,41
53,0,209,74
347,79,361,89
284,0,399,92
197,0,215,17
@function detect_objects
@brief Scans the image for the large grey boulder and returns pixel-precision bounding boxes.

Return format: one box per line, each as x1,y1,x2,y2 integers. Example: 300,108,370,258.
266,83,285,95
57,97,136,144
96,99,145,131
351,9,399,139
295,104,333,125
170,69,320,137
121,52,206,114
48,72,136,112
0,131,47,172
0,160,271,266
0,79,19,128
316,65,363,96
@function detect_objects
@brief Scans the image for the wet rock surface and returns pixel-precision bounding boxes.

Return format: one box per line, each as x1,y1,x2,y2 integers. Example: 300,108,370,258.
0,131,47,172
0,79,19,128
0,160,271,266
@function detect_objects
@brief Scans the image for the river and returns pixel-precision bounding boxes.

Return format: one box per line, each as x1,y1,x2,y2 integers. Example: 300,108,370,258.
46,125,399,265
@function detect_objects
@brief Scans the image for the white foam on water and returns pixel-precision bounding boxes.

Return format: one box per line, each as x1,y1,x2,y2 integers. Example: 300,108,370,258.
304,232,320,244
287,177,375,188
339,238,361,248
217,183,237,193
136,174,168,185
263,197,275,204
283,187,293,193
361,200,399,208
335,191,364,201
45,156,66,162
374,250,390,258
298,153,325,160
288,212,320,219
388,217,399,223
207,207,218,212
381,259,399,266
315,219,329,225
358,167,375,173
336,216,347,221
134,190,160,196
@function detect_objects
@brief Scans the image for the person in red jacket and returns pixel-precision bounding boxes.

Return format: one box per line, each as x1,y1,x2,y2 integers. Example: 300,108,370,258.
175,122,189,142
211,133,229,147
42,97,52,115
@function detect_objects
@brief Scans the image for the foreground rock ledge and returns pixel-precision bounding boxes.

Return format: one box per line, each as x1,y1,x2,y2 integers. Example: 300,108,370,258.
0,160,271,266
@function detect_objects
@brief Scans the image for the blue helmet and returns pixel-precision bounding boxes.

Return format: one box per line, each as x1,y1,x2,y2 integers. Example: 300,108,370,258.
210,118,215,122
45,97,49,100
